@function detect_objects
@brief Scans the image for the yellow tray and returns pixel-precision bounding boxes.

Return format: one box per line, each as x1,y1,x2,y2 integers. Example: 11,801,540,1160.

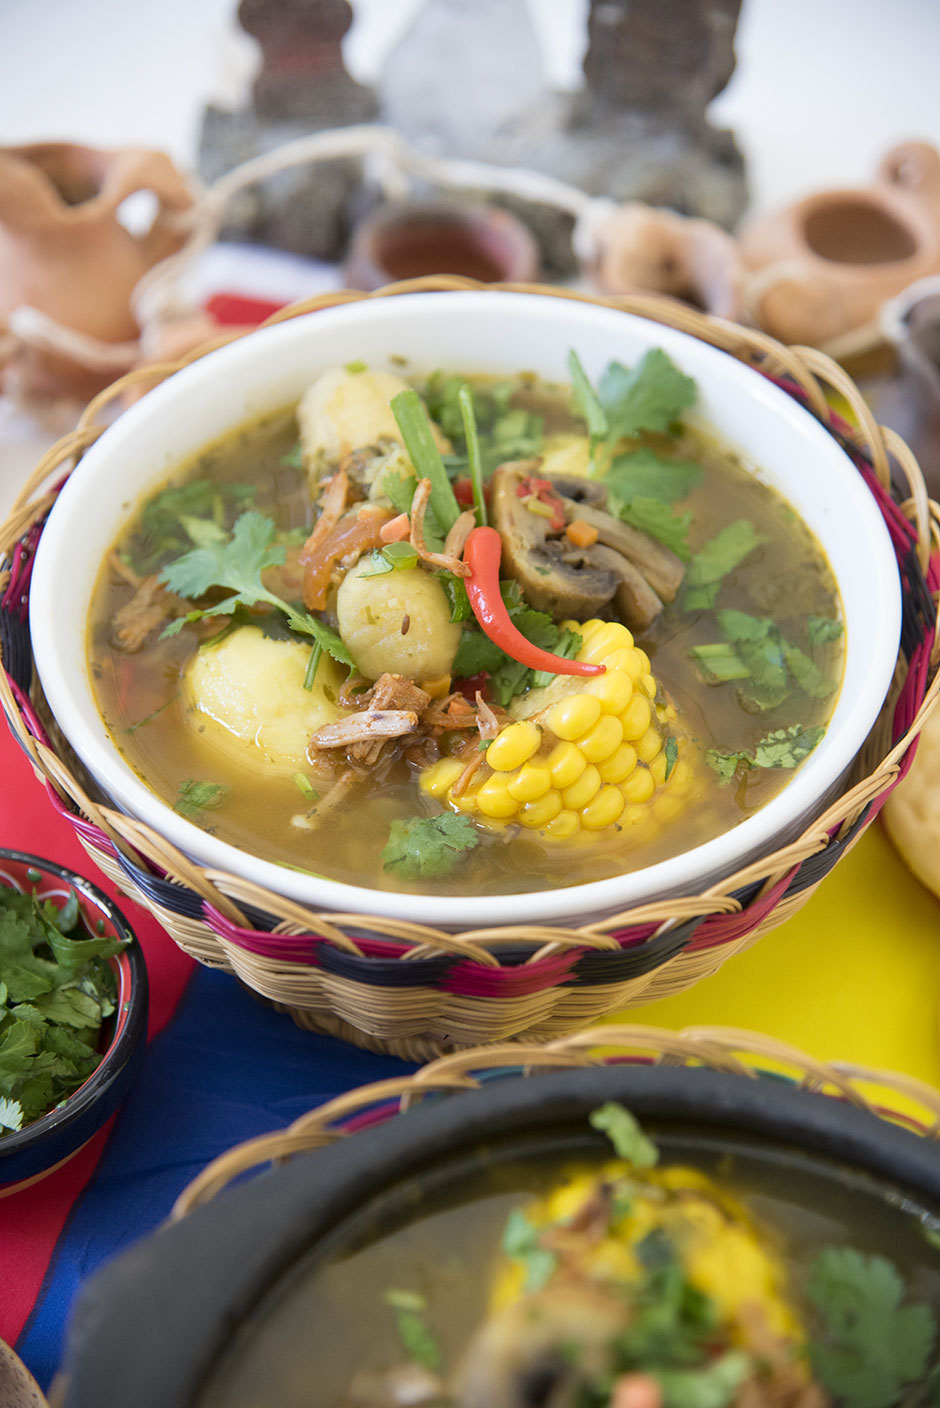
627,821,940,1086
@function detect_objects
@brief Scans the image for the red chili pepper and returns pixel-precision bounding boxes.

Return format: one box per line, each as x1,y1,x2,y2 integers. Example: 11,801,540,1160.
463,526,605,677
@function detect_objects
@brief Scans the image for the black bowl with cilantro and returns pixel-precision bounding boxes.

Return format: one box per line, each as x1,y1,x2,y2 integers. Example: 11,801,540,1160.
0,850,147,1193
62,1059,940,1408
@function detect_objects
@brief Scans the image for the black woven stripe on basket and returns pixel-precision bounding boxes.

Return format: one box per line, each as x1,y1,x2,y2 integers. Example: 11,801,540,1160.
0,606,32,696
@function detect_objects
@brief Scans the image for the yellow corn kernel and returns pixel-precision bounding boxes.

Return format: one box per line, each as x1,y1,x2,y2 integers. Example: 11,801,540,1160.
507,762,552,802
639,672,657,699
571,618,606,646
475,774,520,819
562,763,602,810
518,790,563,829
622,767,656,804
579,622,633,663
547,740,587,789
578,713,624,763
584,668,633,715
544,808,581,840
582,784,627,830
546,693,602,742
598,647,639,676
635,648,651,673
597,741,639,784
486,719,541,772
635,725,663,764
621,693,653,741
420,756,466,799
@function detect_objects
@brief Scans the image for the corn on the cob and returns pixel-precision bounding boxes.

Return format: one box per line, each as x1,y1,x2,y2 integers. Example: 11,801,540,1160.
420,620,693,839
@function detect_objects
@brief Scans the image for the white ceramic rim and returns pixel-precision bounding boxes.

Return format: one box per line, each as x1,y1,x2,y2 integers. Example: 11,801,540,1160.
29,291,902,929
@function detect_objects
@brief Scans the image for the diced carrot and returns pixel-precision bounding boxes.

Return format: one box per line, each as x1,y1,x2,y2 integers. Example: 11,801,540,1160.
565,517,599,548
379,512,412,543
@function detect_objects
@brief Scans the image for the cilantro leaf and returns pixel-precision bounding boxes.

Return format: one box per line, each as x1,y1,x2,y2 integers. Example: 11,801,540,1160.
606,448,703,510
683,521,768,610
807,1248,937,1408
383,1289,442,1373
808,615,844,647
598,348,697,440
653,1350,751,1408
174,779,229,822
381,813,480,881
0,884,125,1132
705,724,825,782
501,1207,558,1292
620,496,693,559
590,1102,659,1167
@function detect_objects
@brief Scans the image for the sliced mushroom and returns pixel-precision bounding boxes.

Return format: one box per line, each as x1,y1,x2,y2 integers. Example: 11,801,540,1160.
559,499,684,602
489,463,678,631
490,464,620,619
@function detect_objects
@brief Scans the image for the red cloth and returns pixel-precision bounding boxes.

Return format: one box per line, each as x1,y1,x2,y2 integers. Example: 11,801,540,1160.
0,721,194,1345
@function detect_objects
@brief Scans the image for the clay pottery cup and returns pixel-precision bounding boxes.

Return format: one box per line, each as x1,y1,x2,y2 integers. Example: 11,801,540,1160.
0,142,194,399
342,198,540,291
738,140,940,349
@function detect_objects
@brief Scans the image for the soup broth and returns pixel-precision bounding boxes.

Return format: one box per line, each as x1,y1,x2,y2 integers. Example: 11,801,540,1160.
87,358,844,896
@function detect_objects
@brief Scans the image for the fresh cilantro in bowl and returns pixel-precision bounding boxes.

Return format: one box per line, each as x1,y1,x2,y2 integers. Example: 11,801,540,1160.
0,869,130,1135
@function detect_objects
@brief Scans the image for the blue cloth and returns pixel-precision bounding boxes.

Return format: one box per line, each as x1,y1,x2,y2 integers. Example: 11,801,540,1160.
17,965,415,1390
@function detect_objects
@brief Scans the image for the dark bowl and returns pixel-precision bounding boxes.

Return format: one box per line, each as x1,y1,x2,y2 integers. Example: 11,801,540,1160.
61,1061,940,1408
0,849,148,1196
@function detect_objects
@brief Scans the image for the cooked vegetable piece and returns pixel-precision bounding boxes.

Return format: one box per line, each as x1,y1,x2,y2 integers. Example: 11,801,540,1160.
336,556,462,683
184,627,350,770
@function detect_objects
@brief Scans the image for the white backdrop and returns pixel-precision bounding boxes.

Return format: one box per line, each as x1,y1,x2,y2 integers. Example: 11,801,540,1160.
0,0,938,217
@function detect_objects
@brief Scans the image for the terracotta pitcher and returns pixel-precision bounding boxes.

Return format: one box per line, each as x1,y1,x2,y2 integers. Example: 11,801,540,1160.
739,140,940,349
0,142,195,399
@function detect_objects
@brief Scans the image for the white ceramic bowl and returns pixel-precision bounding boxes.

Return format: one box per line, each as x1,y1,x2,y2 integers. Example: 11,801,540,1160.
29,291,901,929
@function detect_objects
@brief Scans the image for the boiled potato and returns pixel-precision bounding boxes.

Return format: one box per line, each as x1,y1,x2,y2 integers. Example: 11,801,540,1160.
336,558,460,683
183,627,348,771
297,366,448,487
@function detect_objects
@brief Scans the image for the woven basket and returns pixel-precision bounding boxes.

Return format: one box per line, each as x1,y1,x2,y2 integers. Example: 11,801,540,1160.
2,278,938,1062
171,1022,940,1219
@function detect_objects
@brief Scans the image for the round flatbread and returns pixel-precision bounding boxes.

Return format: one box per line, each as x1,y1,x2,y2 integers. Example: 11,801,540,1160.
882,701,940,901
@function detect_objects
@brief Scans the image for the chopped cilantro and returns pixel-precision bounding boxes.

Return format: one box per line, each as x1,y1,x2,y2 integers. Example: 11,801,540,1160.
501,1207,557,1292
0,882,127,1133
691,610,838,713
361,543,420,577
620,495,694,558
424,371,542,475
158,512,355,671
808,614,844,647
807,1248,937,1408
590,1101,659,1167
280,441,304,468
381,813,480,881
344,360,367,373
683,521,768,611
705,724,825,782
568,347,697,476
382,1289,442,1372
174,779,229,821
133,477,257,572
664,736,679,779
606,448,703,509
653,1350,751,1408
453,601,578,706
293,774,319,801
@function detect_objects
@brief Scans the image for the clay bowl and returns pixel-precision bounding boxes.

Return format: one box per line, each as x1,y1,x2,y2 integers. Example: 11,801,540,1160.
0,850,148,1197
59,1060,940,1407
26,289,902,934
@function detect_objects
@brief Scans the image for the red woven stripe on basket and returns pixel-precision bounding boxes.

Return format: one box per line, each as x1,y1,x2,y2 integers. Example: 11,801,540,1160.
684,865,800,952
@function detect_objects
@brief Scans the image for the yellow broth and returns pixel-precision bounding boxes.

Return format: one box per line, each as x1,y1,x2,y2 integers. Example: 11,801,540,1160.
87,374,845,897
